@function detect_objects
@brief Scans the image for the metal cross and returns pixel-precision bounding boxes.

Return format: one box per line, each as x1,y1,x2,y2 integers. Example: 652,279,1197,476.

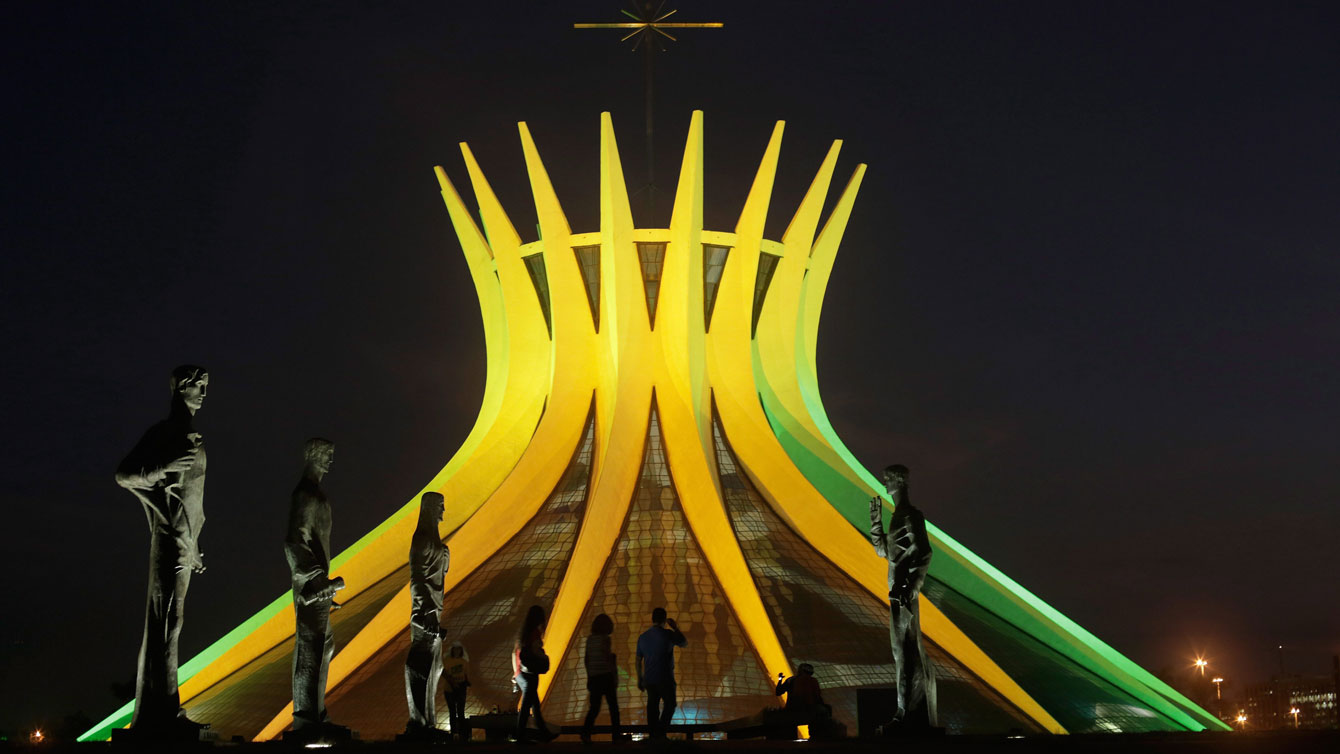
576,2,723,219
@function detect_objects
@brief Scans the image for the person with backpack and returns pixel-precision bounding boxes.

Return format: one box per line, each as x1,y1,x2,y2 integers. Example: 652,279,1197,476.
512,605,552,742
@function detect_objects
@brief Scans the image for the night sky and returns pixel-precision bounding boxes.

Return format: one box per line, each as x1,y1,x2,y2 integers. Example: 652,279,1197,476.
2,1,1337,733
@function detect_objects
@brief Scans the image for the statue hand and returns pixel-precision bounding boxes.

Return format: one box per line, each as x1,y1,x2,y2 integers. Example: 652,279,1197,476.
163,450,197,476
192,550,207,574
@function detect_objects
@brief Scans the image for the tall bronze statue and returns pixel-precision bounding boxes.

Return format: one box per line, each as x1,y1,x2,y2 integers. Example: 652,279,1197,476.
870,464,938,730
285,438,347,738
116,365,211,734
404,491,449,739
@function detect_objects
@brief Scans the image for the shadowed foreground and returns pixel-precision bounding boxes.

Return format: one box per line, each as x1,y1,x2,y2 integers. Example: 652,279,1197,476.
10,730,1338,754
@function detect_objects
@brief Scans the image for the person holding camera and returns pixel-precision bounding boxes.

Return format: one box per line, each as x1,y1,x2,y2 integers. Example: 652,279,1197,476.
636,607,687,739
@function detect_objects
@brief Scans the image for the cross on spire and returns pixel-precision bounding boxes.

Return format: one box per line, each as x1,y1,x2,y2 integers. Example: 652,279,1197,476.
576,2,723,219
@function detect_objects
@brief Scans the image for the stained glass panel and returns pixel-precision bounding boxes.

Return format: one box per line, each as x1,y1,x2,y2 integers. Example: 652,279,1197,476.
545,404,776,727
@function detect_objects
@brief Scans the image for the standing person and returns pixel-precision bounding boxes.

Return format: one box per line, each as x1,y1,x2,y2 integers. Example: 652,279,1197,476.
115,365,211,735
285,438,347,739
581,613,620,743
636,607,686,739
776,664,828,730
404,491,449,739
869,464,937,730
443,642,471,741
512,604,551,742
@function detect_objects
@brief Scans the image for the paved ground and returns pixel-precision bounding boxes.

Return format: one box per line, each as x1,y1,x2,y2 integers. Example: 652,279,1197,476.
7,731,1338,753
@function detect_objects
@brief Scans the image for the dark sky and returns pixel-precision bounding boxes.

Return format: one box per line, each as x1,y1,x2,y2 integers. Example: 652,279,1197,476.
2,0,1337,732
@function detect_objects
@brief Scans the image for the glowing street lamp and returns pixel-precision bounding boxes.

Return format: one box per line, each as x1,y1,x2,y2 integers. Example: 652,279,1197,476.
1290,707,1300,729
1212,677,1224,699
1193,657,1208,676
1235,712,1246,730
29,729,44,743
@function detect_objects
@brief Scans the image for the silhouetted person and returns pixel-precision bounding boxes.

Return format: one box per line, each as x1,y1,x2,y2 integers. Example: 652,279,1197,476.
581,613,620,743
404,491,449,738
870,464,937,730
636,607,686,739
443,642,471,741
286,438,346,738
776,664,824,719
116,365,210,734
512,604,551,742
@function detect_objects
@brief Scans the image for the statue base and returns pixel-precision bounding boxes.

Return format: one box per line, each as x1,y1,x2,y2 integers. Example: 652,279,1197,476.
283,722,357,745
111,724,216,745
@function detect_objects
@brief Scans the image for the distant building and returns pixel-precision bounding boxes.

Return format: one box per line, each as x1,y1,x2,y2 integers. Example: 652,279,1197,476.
1241,671,1338,730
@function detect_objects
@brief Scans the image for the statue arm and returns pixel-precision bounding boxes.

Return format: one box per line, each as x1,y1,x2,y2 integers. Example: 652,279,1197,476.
407,542,442,632
894,516,933,604
869,496,888,557
115,425,195,490
114,465,167,491
115,429,174,522
286,498,333,605
912,515,932,566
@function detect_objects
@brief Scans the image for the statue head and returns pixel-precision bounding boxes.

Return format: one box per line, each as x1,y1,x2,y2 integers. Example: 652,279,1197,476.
881,464,909,493
304,438,335,477
420,491,445,524
171,365,209,415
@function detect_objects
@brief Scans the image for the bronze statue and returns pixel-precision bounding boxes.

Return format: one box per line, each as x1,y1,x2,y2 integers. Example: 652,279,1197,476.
870,464,938,730
285,438,347,738
404,491,449,738
115,365,210,734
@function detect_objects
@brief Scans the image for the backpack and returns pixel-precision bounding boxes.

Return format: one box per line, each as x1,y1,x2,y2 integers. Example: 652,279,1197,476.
519,640,550,674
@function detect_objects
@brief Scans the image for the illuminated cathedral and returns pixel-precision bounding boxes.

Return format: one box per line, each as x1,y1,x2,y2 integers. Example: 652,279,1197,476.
84,112,1225,740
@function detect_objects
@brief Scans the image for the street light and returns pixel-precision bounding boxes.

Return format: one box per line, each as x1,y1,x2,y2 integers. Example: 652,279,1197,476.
1235,712,1246,730
1193,657,1208,676
1212,677,1224,700
1290,707,1300,729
